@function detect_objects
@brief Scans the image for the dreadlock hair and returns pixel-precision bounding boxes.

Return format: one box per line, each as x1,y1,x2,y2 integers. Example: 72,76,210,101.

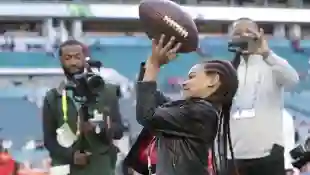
58,39,91,79
202,59,239,175
58,39,86,57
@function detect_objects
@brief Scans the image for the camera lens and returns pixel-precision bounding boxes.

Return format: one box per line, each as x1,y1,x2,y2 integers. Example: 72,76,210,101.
87,75,104,94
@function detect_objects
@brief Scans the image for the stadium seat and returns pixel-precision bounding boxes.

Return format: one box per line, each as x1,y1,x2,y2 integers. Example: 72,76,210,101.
0,98,41,148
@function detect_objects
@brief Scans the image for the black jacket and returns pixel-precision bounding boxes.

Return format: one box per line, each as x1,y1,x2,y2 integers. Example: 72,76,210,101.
133,81,219,175
123,71,170,174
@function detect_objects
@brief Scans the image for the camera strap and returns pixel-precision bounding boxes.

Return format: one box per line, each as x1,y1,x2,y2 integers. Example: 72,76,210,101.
61,89,81,136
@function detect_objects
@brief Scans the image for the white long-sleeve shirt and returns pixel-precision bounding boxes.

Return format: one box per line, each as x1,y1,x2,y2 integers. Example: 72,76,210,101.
230,51,299,159
283,109,295,170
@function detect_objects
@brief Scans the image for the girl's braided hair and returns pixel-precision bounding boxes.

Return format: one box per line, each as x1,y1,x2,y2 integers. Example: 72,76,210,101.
203,57,240,175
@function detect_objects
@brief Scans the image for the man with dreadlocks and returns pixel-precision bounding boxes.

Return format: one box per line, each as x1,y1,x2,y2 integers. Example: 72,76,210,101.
42,40,124,175
227,18,299,175
126,34,239,175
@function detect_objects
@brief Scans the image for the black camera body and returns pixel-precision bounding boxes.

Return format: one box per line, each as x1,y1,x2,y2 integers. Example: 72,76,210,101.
228,38,249,53
290,143,310,169
65,60,107,152
71,61,105,102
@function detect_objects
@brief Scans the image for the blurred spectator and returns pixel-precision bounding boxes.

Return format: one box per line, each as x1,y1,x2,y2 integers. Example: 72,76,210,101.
291,39,310,57
0,151,18,175
2,140,12,152
27,43,44,52
292,39,305,53
1,34,15,51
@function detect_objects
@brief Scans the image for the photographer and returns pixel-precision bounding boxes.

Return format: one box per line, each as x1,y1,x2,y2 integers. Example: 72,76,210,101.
42,40,124,175
227,18,299,175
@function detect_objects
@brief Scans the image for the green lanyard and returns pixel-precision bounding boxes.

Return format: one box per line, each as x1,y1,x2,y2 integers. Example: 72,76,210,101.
61,89,80,135
61,90,68,122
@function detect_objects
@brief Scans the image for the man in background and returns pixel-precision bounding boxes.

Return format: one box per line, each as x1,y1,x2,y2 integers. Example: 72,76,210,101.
228,18,299,175
0,142,19,175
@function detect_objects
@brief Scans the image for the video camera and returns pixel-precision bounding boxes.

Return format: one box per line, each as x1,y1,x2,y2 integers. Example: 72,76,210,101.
228,38,249,53
70,60,105,102
228,32,258,53
290,141,310,169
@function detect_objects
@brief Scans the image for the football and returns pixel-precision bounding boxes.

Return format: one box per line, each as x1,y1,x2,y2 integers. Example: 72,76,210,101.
139,0,199,53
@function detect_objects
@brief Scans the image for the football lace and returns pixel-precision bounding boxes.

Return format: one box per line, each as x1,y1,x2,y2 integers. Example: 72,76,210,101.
163,15,188,38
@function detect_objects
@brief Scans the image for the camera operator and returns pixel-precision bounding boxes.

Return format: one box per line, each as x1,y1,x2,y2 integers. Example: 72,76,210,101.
42,40,124,175
227,18,299,175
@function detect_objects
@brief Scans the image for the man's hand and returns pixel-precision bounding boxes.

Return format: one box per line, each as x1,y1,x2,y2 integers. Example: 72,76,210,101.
242,28,270,58
73,151,91,166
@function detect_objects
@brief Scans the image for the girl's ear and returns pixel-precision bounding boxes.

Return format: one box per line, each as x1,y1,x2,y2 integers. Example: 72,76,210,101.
206,73,220,88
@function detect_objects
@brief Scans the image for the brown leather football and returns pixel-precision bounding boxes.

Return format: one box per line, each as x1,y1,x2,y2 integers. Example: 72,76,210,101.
139,0,199,53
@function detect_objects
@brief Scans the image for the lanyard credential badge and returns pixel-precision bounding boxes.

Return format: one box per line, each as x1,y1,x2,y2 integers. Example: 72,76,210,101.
232,109,255,120
56,90,79,148
232,73,260,120
56,123,77,148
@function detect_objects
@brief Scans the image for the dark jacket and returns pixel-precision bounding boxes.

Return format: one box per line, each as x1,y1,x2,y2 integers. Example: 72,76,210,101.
42,81,124,168
132,81,219,175
124,62,169,175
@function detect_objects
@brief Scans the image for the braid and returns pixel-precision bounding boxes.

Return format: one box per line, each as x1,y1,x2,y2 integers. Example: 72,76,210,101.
213,111,223,175
223,102,239,175
203,60,239,175
214,102,240,175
